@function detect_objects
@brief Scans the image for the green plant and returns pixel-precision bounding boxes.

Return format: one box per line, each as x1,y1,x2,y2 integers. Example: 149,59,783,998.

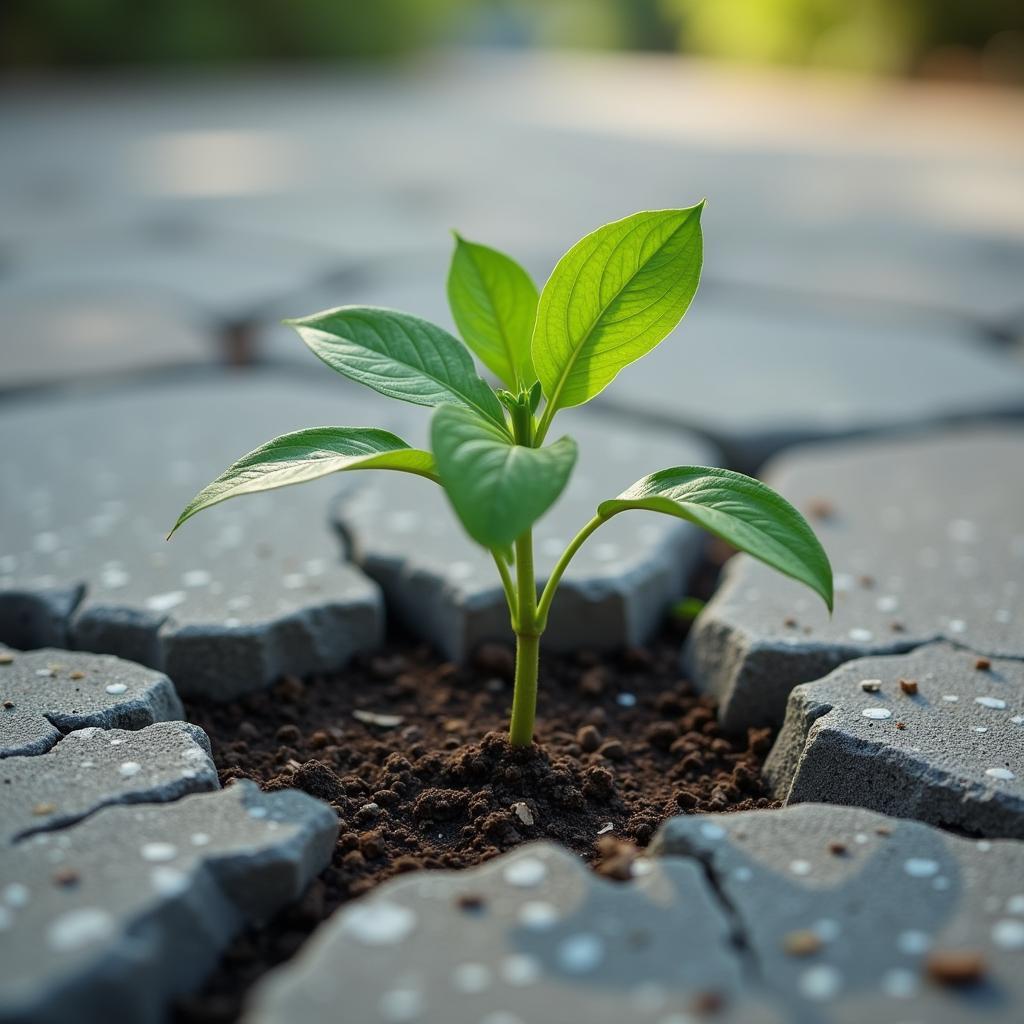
169,206,833,746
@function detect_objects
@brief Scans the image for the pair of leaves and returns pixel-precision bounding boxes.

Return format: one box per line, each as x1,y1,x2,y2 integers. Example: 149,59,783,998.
167,409,577,552
449,206,704,429
289,206,703,436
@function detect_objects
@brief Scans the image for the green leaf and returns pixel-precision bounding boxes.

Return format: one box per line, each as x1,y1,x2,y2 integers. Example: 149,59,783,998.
598,466,833,611
448,235,539,390
288,306,506,427
533,206,703,422
169,427,437,538
431,405,577,549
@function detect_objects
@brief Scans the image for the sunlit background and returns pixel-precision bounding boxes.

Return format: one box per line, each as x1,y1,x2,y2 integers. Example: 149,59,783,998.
2,1,1022,458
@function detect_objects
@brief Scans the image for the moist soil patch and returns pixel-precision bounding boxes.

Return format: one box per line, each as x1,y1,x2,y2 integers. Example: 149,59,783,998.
175,624,778,1023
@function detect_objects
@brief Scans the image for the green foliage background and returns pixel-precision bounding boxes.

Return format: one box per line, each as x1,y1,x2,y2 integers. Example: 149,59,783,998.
2,0,1021,81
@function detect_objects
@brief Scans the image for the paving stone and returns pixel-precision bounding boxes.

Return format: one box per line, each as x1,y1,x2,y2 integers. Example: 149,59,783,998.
0,223,337,329
0,780,338,1024
334,412,720,660
764,643,1024,838
0,289,216,392
0,372,390,698
652,803,1024,1023
0,647,183,759
245,841,781,1024
600,300,1024,469
1,721,218,845
686,427,1024,731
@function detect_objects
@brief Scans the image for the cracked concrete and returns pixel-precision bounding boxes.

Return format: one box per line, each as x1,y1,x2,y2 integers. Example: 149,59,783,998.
685,427,1024,731
245,841,774,1024
763,643,1024,838
1,782,338,1024
249,806,1024,1023
652,804,1024,1023
2,721,218,844
0,646,184,758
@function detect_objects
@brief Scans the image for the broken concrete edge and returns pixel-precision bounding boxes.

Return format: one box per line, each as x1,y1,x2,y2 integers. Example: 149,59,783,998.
763,642,1024,839
649,801,1024,1018
682,596,918,732
241,838,744,1024
72,585,386,701
2,781,339,1024
0,586,84,649
683,558,1024,733
0,581,385,703
355,517,703,663
7,722,219,845
203,781,341,921
0,646,186,759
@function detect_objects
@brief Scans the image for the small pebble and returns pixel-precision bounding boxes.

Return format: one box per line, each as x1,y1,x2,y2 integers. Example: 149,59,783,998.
783,930,822,956
975,696,1006,710
33,802,57,816
0,652,14,665
926,950,986,987
52,868,80,888
975,657,991,671
862,707,892,720
899,678,918,695
511,802,535,826
860,679,882,693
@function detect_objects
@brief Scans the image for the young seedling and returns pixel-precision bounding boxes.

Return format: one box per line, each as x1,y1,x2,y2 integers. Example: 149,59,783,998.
169,206,833,746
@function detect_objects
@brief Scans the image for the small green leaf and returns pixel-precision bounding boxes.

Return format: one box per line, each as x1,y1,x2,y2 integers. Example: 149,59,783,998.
432,405,577,549
169,427,437,538
598,466,833,611
533,206,703,421
448,235,539,390
288,306,506,427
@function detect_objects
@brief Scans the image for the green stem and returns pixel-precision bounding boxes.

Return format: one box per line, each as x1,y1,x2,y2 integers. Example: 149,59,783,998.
535,512,607,628
508,529,539,746
508,628,540,747
507,394,543,746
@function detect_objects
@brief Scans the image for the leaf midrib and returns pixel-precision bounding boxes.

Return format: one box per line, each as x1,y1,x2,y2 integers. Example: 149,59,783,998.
468,247,519,387
542,210,695,413
305,311,502,426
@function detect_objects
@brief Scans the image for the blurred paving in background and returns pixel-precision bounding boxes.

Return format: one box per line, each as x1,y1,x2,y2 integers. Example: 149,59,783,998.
2,52,1022,406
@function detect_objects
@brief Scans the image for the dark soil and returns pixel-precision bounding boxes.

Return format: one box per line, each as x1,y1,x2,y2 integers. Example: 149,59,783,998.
174,622,778,1023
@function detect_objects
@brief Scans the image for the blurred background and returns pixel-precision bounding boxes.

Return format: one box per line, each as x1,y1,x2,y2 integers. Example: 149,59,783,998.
1,0,1022,459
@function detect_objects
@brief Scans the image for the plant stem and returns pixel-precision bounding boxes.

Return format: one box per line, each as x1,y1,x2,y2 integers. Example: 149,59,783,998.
507,394,542,746
508,528,540,746
535,512,606,629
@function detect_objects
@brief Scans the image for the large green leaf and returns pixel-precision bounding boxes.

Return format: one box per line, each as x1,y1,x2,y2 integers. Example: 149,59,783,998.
288,306,506,427
532,206,703,425
448,234,539,390
598,466,833,611
432,405,577,549
169,427,437,537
